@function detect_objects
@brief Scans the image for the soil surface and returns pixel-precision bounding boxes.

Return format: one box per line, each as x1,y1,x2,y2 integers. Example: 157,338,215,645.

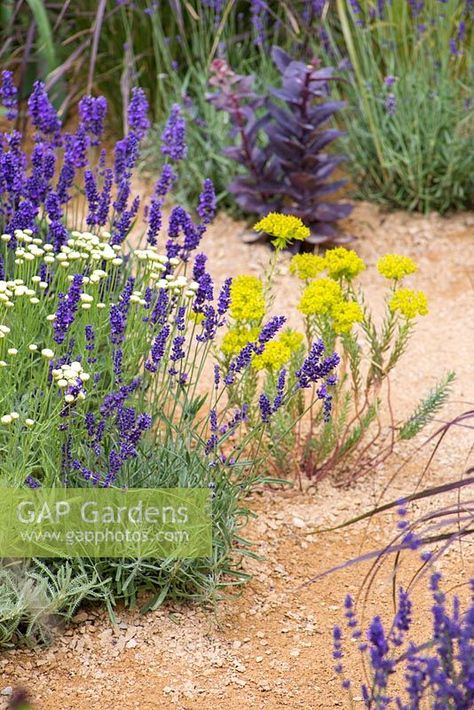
1,202,473,710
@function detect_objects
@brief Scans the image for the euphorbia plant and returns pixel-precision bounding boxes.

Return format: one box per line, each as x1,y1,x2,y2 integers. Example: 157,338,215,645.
208,46,352,247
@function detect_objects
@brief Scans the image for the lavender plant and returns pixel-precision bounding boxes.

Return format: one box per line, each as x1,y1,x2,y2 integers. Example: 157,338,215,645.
330,495,474,708
0,73,339,643
322,0,473,213
334,574,474,708
208,46,352,247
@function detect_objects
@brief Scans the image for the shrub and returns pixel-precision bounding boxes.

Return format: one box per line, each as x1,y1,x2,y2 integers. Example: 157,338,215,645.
323,0,473,213
208,46,352,246
218,230,454,482
0,74,338,644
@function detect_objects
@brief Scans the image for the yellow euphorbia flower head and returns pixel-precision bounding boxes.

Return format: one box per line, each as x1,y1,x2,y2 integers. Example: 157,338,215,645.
331,300,364,333
324,247,365,281
289,253,326,280
389,288,428,319
298,278,343,316
377,254,418,280
252,341,292,372
229,275,265,322
221,326,260,356
253,213,310,249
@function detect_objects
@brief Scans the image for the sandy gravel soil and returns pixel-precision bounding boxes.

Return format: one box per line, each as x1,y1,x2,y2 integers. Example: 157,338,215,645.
1,202,473,710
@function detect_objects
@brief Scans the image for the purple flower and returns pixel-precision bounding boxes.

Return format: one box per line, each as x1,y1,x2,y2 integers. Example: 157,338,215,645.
385,93,397,115
96,168,113,226
170,335,186,362
25,475,41,489
150,288,169,326
384,75,396,87
69,125,89,168
250,0,268,46
27,81,61,138
1,71,18,121
161,104,187,161
217,278,232,316
110,195,140,245
145,325,170,372
259,392,272,422
113,348,123,384
256,316,286,351
197,178,217,225
84,170,99,226
53,274,83,344
128,87,150,139
146,198,162,246
155,163,176,198
78,95,107,144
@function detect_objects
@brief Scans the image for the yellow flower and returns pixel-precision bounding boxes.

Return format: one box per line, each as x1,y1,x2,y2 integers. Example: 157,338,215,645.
289,253,326,280
279,329,305,352
389,288,428,319
253,213,310,249
324,247,365,281
252,341,291,372
331,300,364,333
221,327,260,357
298,278,343,316
229,275,265,322
377,254,418,280
189,311,204,324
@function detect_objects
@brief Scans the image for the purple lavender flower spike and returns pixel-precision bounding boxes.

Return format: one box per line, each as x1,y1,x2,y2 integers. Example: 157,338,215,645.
128,87,150,139
161,104,187,161
155,163,177,198
84,169,99,226
197,178,217,225
146,198,162,246
217,278,232,317
145,325,170,372
1,71,18,121
78,95,107,145
53,274,83,344
97,168,113,226
27,81,61,140
385,93,397,115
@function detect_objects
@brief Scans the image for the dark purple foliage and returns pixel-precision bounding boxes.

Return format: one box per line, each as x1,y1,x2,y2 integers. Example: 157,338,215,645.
208,47,352,247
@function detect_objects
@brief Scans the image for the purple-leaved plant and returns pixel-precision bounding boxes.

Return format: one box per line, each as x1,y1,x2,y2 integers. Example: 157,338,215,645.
208,47,352,248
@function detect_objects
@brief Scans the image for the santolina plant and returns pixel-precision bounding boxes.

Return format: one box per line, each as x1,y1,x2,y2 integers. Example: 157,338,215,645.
218,218,454,482
0,73,340,643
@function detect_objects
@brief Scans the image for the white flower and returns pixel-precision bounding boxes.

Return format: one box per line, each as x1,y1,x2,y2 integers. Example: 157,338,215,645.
10,411,19,420
29,344,38,352
1,414,12,425
0,361,7,367
41,348,55,359
25,418,35,427
0,325,10,334
7,348,18,356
